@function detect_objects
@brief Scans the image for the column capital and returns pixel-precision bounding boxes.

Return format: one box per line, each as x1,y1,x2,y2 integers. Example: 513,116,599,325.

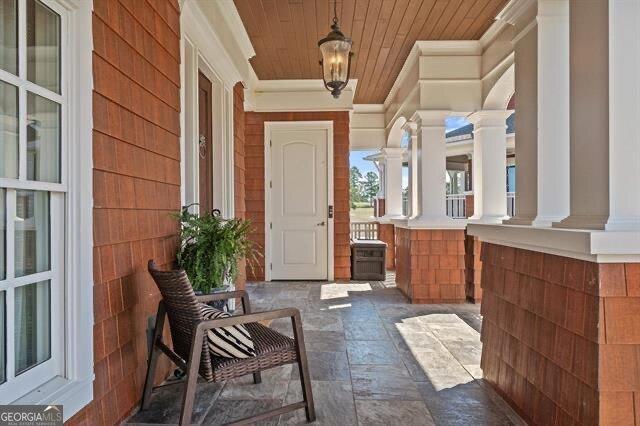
537,0,568,20
401,121,418,135
411,110,450,127
468,110,513,127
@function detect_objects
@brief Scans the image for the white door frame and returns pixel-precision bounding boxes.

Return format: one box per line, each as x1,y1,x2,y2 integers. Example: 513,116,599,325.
264,121,334,281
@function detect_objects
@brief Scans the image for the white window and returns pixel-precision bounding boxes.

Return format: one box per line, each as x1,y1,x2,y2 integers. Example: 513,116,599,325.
0,0,93,418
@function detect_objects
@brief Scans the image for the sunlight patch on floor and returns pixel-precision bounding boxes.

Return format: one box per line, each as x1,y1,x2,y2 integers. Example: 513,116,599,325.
396,313,480,391
320,283,372,300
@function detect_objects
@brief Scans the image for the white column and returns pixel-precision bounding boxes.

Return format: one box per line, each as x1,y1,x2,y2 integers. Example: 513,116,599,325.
532,0,570,226
503,13,538,226
605,0,640,230
403,121,419,219
408,110,459,228
555,0,609,229
468,110,511,223
381,147,404,220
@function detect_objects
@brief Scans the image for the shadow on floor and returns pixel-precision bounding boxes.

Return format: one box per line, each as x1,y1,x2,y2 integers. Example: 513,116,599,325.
126,275,523,426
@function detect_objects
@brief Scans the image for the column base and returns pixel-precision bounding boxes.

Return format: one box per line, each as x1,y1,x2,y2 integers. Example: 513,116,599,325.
531,214,568,227
468,215,509,224
553,214,608,230
395,227,466,304
502,214,535,226
605,217,640,231
479,241,640,425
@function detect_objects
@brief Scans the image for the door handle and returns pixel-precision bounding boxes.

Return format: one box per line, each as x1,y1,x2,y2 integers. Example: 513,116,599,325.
316,221,326,227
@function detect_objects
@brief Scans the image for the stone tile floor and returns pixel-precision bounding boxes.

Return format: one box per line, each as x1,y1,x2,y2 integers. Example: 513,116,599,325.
127,275,524,425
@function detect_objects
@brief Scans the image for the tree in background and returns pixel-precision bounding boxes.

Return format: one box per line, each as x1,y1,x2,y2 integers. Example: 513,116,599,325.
350,166,364,207
362,171,379,205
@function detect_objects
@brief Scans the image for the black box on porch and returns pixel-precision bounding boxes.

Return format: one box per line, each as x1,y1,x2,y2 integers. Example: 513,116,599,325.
351,239,387,280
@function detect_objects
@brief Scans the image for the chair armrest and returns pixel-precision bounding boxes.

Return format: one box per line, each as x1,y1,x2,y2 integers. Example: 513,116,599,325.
195,308,301,333
195,290,248,303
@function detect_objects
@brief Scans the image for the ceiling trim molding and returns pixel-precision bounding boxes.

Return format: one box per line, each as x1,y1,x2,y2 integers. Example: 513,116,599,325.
246,79,357,112
497,0,536,26
216,0,256,61
353,104,385,113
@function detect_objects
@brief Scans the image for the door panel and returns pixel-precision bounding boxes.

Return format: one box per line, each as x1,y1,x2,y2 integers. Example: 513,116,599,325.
271,128,328,280
198,72,213,215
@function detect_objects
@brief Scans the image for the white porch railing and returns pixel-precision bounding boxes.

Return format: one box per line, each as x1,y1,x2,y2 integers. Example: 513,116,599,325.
507,192,516,217
446,194,467,219
350,221,379,240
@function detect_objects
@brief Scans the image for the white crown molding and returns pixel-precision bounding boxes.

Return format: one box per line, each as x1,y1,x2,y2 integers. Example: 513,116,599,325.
247,79,357,112
216,0,256,60
415,40,482,56
497,0,536,26
353,104,385,113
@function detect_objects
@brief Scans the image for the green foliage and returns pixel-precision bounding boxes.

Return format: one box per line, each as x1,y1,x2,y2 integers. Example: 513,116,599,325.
175,206,260,293
362,171,379,202
350,166,364,203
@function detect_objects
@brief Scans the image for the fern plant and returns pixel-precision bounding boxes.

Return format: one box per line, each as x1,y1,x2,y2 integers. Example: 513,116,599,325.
176,206,259,293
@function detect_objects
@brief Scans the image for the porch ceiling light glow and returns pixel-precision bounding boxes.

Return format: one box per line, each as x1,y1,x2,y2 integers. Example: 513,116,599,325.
318,0,353,99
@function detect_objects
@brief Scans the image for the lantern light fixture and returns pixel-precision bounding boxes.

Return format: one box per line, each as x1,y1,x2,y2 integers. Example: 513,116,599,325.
318,1,353,99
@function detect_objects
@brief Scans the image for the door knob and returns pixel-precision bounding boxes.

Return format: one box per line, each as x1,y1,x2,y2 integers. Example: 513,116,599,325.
316,221,326,226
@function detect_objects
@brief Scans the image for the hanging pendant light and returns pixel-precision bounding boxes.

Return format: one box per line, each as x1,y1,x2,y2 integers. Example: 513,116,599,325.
318,0,353,99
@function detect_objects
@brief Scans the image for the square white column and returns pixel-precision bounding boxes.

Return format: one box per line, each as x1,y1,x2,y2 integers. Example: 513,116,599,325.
605,0,640,230
403,121,419,219
532,0,570,226
468,110,512,223
408,110,462,228
380,147,405,220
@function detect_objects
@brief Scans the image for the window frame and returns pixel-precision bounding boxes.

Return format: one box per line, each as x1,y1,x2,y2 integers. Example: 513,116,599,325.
0,0,93,419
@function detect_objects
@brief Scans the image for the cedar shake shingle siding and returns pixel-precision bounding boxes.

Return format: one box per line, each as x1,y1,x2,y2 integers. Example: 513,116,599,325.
68,1,182,424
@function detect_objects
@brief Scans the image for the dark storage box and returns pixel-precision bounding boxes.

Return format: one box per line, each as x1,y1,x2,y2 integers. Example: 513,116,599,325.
351,239,387,281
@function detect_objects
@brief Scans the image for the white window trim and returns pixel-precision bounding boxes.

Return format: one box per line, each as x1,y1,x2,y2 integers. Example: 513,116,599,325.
179,1,239,219
12,0,94,420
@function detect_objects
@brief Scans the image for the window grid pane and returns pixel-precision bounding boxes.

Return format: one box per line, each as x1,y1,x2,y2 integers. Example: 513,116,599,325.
0,189,5,281
26,92,60,183
14,190,49,278
14,280,50,375
26,0,60,94
0,291,4,384
0,0,18,75
0,80,19,179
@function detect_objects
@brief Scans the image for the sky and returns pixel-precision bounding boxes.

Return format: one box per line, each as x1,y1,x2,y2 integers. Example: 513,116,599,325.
350,116,471,187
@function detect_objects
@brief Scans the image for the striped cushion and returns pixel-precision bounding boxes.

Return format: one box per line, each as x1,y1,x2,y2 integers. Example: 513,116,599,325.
199,304,256,359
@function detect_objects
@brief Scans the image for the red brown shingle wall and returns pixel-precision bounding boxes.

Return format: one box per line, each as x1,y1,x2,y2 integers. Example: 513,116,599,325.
244,112,351,281
233,83,247,290
395,227,466,303
480,243,640,425
68,1,182,424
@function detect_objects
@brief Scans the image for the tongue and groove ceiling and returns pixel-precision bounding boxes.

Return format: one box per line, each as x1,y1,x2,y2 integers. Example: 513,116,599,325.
233,0,509,104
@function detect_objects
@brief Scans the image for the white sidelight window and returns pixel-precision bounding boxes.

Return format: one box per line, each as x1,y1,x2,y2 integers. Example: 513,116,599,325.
0,0,65,401
0,0,93,417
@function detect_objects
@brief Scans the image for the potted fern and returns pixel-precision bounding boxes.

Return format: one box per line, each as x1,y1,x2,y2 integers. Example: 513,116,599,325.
175,206,258,306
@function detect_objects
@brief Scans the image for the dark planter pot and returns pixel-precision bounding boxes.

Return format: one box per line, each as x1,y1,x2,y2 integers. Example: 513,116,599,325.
195,286,230,311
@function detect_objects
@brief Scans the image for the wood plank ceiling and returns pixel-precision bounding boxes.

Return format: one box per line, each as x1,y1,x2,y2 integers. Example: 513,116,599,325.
233,0,509,104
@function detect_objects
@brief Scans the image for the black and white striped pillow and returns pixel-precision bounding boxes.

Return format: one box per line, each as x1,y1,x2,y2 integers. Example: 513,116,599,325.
199,304,256,359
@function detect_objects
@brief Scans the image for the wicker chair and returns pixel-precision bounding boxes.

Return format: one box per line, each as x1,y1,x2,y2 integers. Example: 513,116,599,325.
141,261,315,425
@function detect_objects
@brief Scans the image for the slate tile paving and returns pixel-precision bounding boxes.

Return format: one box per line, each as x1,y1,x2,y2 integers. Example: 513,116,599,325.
126,274,524,426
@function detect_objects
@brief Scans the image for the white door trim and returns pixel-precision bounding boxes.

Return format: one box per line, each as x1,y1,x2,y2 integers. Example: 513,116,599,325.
264,121,334,281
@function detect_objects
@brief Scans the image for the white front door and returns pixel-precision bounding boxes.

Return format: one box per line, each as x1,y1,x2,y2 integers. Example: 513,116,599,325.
270,128,328,280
